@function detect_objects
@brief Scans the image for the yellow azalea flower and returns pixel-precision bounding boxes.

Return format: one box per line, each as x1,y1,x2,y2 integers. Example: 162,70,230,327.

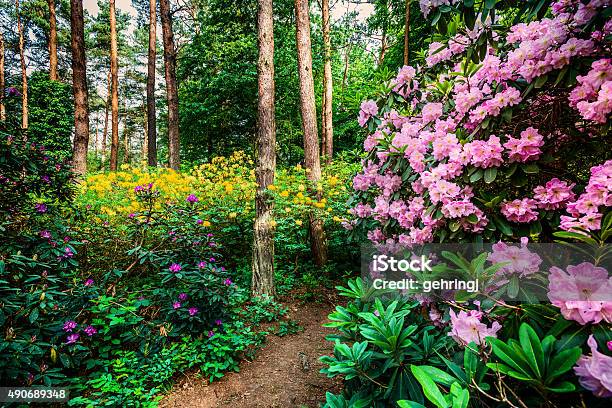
268,184,276,190
202,221,211,227
270,220,277,228
298,184,305,192
295,220,303,226
280,190,289,197
285,207,291,213
229,212,237,219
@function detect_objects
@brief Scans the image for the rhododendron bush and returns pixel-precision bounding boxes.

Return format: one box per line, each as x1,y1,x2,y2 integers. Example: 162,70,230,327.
348,0,611,247
323,1,612,407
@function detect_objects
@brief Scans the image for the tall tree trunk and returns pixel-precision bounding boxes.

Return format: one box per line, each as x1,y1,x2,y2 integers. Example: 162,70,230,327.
403,0,410,66
143,102,148,159
16,0,28,129
146,0,157,166
341,42,351,98
94,112,99,155
0,32,5,121
48,0,58,80
252,0,276,297
295,0,327,267
101,70,110,167
159,0,180,170
321,0,333,163
109,0,119,171
378,26,387,66
123,99,129,164
70,0,90,175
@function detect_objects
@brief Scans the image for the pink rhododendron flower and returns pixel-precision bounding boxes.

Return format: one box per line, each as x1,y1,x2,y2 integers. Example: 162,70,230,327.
574,335,612,398
533,178,576,210
358,100,378,127
548,262,612,325
487,238,542,277
168,263,182,273
500,198,539,223
448,309,501,346
504,127,545,163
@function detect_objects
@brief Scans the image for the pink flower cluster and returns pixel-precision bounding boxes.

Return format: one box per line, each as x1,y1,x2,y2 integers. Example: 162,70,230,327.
358,100,378,127
533,178,576,210
500,198,539,223
574,335,612,398
487,238,542,278
561,160,612,232
448,308,501,346
570,59,612,123
503,127,545,163
548,262,612,325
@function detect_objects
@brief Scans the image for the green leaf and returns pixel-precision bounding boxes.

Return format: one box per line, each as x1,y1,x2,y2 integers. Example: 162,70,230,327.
411,366,449,408
519,323,544,379
484,168,497,184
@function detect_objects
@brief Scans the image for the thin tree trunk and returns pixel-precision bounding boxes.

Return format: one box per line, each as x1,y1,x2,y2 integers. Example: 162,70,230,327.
70,0,90,175
143,102,148,159
295,0,327,267
16,0,28,129
0,32,5,121
159,0,180,170
48,0,58,80
321,0,333,163
123,99,129,164
101,70,110,167
94,112,99,155
146,0,157,166
403,0,410,66
341,42,351,98
378,27,387,66
252,0,276,297
109,0,119,171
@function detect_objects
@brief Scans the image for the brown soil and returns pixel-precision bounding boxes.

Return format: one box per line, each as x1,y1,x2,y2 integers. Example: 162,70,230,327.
160,288,343,408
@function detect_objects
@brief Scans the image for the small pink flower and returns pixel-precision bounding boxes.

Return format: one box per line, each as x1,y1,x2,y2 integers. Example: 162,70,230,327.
178,293,188,301
168,263,182,273
63,320,77,332
66,333,79,344
574,335,612,398
448,309,501,346
188,307,198,316
84,278,95,287
84,325,97,336
224,278,233,286
186,194,199,203
173,301,181,309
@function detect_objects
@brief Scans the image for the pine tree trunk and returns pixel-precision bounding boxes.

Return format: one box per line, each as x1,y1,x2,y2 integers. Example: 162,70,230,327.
16,0,28,129
0,33,5,121
48,0,58,80
147,0,157,167
321,0,333,163
109,0,119,171
252,0,276,297
101,70,110,168
143,102,148,159
159,0,180,170
94,112,99,155
404,0,410,66
70,0,90,175
295,0,327,267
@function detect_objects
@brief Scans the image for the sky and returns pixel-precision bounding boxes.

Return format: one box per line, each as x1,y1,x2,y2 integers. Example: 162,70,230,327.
83,0,374,26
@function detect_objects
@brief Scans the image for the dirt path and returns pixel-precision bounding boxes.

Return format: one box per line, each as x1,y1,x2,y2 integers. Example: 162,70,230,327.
160,290,343,408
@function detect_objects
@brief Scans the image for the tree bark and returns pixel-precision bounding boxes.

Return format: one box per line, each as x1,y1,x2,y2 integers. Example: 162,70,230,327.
403,0,410,66
16,0,28,129
146,0,157,166
101,70,110,167
109,0,119,171
70,0,90,175
321,0,333,163
159,0,180,170
49,0,58,80
252,0,276,297
295,0,327,267
0,32,5,121
143,102,148,159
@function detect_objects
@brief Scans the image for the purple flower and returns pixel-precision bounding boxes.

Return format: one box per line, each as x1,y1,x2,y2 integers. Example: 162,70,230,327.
134,185,144,193
39,230,51,239
215,319,223,326
188,307,198,316
173,301,181,309
84,325,97,336
207,330,215,338
373,310,380,317
168,263,182,273
224,278,233,286
66,333,79,344
186,194,199,203
64,247,74,258
128,213,136,219
574,335,612,398
178,293,188,301
63,320,77,332
198,261,206,269
35,203,47,213
41,175,51,183
84,278,94,287
7,87,21,97
196,219,203,225
209,257,216,263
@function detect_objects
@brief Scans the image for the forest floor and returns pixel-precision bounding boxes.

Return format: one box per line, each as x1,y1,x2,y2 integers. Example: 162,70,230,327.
160,286,343,408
